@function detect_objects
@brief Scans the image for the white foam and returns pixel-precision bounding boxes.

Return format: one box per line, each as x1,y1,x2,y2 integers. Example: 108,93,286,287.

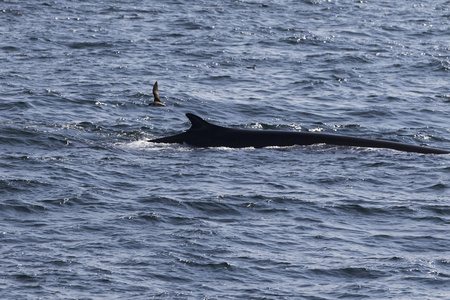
115,139,194,152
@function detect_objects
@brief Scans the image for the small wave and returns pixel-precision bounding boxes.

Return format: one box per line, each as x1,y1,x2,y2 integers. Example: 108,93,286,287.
185,200,242,217
421,205,450,216
0,178,52,193
135,212,163,223
175,257,233,270
1,46,20,52
308,267,387,279
0,201,46,214
67,41,113,49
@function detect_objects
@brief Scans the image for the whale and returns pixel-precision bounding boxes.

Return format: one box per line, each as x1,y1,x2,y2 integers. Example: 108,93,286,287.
149,81,167,107
149,113,449,154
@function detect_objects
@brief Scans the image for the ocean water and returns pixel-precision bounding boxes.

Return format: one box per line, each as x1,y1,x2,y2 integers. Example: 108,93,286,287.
1,0,449,299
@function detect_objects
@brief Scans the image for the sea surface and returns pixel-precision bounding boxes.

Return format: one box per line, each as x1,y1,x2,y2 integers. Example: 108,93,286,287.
1,1,450,299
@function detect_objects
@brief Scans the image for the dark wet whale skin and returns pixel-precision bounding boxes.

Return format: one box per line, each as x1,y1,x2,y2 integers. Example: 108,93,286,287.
150,114,450,154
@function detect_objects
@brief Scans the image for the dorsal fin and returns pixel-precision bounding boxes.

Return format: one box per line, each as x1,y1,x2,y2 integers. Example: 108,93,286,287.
152,81,161,103
186,113,217,130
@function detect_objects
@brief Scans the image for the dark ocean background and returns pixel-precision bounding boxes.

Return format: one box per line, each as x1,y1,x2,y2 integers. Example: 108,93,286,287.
1,1,449,299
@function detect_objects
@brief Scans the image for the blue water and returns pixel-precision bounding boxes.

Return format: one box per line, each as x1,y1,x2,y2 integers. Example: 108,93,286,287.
1,1,450,299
